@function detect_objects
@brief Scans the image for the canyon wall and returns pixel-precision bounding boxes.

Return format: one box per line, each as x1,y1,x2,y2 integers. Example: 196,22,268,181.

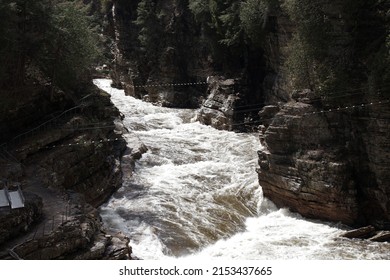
106,0,389,228
257,1,390,228
0,81,145,259
106,0,264,126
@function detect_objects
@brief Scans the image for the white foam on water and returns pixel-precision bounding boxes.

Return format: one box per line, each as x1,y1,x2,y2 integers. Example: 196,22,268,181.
94,79,390,260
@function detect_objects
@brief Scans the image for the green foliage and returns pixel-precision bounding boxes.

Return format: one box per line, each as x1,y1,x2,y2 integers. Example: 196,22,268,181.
218,1,242,47
283,0,389,95
283,0,328,90
283,0,328,53
240,0,276,45
285,34,315,90
282,0,357,93
134,0,161,55
188,0,209,22
365,3,390,96
98,0,111,13
188,0,275,48
0,0,100,90
0,0,53,86
42,1,100,88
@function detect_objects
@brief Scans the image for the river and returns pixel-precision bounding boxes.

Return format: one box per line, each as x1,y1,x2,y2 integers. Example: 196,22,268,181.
94,79,390,260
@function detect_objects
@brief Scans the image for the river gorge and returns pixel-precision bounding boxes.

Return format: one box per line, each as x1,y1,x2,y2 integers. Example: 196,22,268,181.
94,79,390,260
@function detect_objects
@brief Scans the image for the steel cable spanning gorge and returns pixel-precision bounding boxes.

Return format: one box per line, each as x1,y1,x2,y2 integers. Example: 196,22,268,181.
94,79,390,260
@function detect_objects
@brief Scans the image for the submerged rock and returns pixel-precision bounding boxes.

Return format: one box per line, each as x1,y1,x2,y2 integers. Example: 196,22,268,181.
341,226,376,239
340,226,390,243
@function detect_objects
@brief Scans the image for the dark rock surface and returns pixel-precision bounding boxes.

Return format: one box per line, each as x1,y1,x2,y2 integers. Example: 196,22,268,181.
0,193,43,245
256,3,390,228
341,225,376,239
341,225,390,243
10,195,131,260
195,77,238,130
107,0,209,108
257,102,359,225
0,81,146,259
258,95,390,227
196,76,268,131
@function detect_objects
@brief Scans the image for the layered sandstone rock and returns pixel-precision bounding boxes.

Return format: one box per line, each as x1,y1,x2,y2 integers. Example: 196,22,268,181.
195,77,238,130
256,2,390,228
195,76,266,131
257,101,359,225
258,91,390,227
0,81,146,259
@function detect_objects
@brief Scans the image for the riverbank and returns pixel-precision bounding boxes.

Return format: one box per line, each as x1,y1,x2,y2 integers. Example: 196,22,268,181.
0,80,147,259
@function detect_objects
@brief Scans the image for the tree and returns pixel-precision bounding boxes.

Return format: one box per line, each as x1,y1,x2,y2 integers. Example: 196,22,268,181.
283,0,389,95
134,0,161,55
41,0,100,89
0,0,53,87
0,0,100,90
188,0,275,47
0,0,17,85
240,0,276,46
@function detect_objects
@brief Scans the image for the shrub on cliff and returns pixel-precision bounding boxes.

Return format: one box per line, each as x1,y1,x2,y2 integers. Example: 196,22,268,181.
240,0,277,46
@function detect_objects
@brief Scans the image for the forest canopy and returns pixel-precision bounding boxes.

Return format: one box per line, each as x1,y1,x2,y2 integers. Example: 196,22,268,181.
186,0,389,95
0,0,100,90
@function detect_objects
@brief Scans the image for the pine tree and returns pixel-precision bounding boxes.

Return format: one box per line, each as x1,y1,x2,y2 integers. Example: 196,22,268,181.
0,0,100,89
0,0,53,87
134,0,160,55
41,0,100,89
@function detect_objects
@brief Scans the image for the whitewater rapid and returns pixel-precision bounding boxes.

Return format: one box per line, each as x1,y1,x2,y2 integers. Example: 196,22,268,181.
94,79,390,260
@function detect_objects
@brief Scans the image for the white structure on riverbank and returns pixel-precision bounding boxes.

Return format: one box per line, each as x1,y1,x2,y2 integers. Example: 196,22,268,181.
0,181,25,209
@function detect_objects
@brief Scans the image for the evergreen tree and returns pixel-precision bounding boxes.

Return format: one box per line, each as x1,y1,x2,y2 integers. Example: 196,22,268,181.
41,0,100,89
0,0,100,90
0,0,53,87
240,0,276,46
134,0,160,55
0,1,16,85
283,0,389,94
188,0,275,47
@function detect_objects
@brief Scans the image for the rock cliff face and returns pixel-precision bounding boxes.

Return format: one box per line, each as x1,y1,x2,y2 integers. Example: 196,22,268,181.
106,0,264,112
0,81,145,259
256,3,390,228
107,0,208,108
261,8,293,104
258,95,390,227
195,77,238,131
0,193,43,245
9,194,131,260
105,0,390,228
258,101,360,225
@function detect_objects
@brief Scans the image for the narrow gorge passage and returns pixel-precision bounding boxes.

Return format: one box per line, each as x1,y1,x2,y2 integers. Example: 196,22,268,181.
94,79,390,260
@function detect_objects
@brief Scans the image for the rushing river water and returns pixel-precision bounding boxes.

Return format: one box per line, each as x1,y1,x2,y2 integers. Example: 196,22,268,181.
94,79,390,260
